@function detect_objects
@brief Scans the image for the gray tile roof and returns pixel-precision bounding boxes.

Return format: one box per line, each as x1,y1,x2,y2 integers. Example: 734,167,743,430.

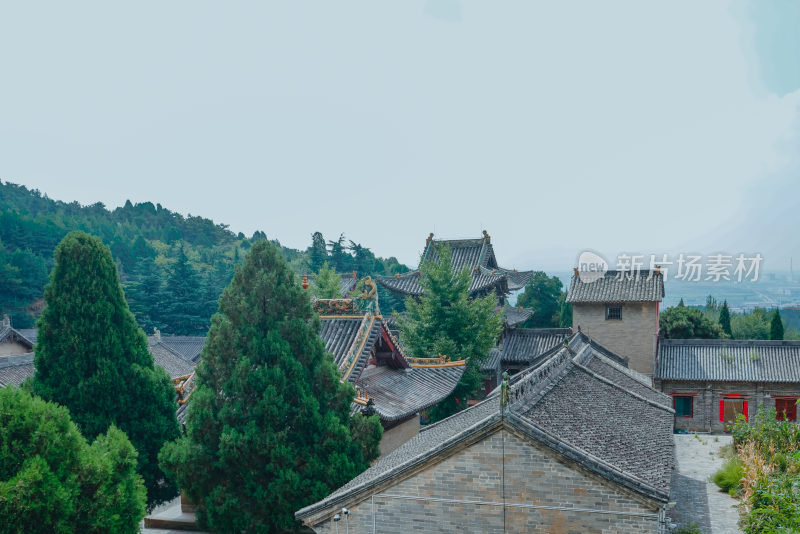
318,316,386,382
149,335,206,363
500,328,572,363
376,233,532,297
297,335,674,521
149,343,196,379
354,364,465,422
497,304,533,327
566,270,665,303
0,353,35,387
15,329,37,346
655,339,800,382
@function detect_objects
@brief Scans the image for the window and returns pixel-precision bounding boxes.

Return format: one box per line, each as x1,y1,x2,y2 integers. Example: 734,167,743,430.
775,398,797,422
606,305,622,320
674,396,693,418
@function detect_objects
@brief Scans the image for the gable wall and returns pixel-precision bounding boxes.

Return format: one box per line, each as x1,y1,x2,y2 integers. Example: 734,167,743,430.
0,340,30,357
572,302,658,375
309,429,663,533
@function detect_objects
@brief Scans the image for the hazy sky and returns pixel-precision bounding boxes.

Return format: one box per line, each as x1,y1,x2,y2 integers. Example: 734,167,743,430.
1,1,798,270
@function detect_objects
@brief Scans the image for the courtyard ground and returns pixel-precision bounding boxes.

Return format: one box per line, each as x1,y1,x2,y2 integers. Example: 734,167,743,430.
669,434,742,534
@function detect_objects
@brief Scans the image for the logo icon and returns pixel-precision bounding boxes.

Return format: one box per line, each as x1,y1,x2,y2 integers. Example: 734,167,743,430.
577,250,608,283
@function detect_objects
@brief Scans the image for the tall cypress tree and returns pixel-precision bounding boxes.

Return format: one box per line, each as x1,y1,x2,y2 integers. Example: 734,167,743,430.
770,308,785,340
159,240,377,533
719,300,732,337
32,231,180,508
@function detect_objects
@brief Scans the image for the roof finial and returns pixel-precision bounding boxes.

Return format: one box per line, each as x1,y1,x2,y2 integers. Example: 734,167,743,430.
426,232,434,245
153,327,161,341
482,230,490,243
1,314,9,328
352,270,357,279
656,265,661,274
302,274,309,290
573,267,579,276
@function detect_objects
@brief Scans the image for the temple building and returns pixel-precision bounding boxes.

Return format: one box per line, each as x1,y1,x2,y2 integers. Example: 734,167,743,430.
296,333,675,534
310,277,465,454
567,269,664,376
377,231,533,304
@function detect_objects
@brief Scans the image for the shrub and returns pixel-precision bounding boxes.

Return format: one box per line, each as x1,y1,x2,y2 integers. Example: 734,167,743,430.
0,387,145,534
713,457,744,496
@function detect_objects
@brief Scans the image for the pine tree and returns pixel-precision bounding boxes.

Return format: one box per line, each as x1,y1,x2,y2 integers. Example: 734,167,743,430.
161,244,205,334
32,231,180,508
770,308,785,340
124,257,164,333
719,300,732,337
398,246,503,422
312,262,341,299
159,240,379,532
309,231,327,271
678,298,685,307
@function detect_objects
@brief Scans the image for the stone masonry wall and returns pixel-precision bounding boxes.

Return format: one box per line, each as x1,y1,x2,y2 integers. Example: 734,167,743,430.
310,429,663,533
572,302,658,376
658,380,800,432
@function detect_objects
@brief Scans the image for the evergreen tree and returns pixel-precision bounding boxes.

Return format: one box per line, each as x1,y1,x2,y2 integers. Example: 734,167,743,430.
0,387,146,534
312,262,341,299
398,246,503,422
32,231,181,508
771,309,785,340
309,231,327,272
124,257,164,334
161,244,205,334
719,300,732,337
678,298,685,307
327,233,350,272
159,240,380,533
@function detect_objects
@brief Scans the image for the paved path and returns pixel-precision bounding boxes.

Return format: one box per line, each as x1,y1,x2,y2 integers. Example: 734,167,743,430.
669,434,742,534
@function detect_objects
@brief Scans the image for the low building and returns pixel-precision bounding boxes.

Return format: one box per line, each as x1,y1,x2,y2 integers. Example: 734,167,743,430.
296,334,675,534
654,339,800,431
567,269,664,376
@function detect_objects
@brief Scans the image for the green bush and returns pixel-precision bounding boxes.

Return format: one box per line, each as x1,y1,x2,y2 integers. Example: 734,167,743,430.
713,457,744,496
0,387,146,534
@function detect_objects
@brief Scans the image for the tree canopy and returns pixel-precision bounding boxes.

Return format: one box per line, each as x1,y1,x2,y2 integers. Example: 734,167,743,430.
516,271,571,328
311,262,341,299
719,300,732,337
0,387,145,534
0,181,409,330
398,246,503,422
159,240,380,533
31,231,180,508
659,305,724,339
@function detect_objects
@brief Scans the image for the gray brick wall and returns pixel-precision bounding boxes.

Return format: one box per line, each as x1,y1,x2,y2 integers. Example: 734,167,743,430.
572,302,658,375
310,430,663,533
656,380,800,432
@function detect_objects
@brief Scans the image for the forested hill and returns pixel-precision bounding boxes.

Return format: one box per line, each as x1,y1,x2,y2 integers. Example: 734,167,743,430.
0,181,409,331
